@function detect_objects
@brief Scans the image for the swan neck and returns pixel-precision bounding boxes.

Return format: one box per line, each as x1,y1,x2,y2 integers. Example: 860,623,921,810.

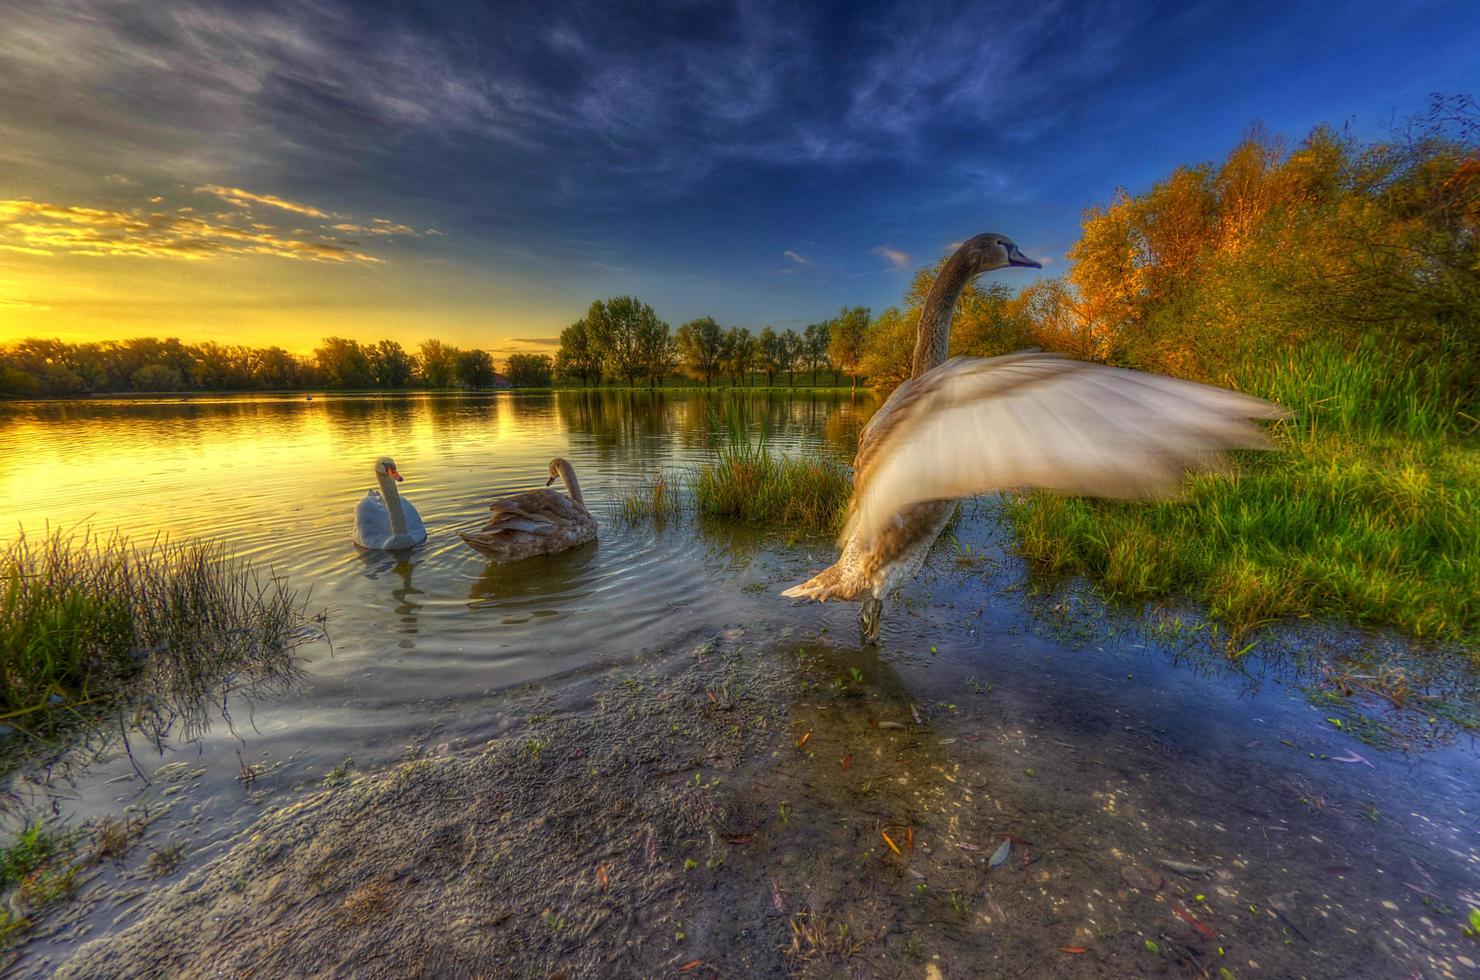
557,461,585,509
377,470,408,535
910,250,979,379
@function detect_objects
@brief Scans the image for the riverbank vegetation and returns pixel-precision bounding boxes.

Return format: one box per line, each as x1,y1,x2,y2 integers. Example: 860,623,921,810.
0,530,313,751
986,101,1476,648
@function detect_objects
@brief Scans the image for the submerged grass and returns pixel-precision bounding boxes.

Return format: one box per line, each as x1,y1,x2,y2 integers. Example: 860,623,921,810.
1006,339,1479,651
693,423,851,537
614,471,683,524
0,528,313,748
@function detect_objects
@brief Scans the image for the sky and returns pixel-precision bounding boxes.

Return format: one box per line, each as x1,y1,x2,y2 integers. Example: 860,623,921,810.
0,0,1476,359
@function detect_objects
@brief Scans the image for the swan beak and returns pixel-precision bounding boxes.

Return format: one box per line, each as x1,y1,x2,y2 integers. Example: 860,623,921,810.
1007,246,1042,269
545,475,557,487
388,468,404,482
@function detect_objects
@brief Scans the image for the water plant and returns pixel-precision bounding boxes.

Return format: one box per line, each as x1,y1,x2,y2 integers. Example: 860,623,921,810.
693,419,851,536
0,528,314,753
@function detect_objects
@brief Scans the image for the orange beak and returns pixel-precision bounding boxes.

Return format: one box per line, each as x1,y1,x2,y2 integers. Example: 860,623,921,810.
388,467,404,482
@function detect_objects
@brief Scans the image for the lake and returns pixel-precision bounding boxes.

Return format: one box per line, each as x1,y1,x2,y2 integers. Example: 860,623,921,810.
3,390,1477,977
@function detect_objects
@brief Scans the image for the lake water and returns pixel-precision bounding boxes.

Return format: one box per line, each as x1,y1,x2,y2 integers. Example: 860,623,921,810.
2,391,1477,977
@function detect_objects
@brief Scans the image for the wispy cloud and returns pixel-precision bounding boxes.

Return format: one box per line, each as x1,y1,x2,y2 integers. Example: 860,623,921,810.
783,249,809,266
0,196,383,263
198,185,331,219
871,245,910,269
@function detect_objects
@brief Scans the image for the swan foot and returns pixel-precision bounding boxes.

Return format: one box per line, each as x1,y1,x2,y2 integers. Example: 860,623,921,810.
860,596,883,645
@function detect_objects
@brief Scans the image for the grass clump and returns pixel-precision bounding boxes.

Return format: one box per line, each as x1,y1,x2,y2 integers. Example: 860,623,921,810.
0,528,313,749
1008,340,1478,650
694,430,851,537
615,471,682,524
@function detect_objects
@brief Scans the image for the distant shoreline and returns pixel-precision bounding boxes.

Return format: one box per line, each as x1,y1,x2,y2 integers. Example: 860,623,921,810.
0,382,866,403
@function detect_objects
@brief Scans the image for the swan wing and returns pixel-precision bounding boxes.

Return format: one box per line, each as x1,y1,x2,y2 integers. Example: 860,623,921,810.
353,490,391,547
845,353,1286,550
401,496,428,543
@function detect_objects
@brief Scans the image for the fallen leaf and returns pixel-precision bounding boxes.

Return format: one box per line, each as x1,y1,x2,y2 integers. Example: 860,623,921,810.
910,703,923,724
1057,946,1088,954
679,959,705,971
962,734,982,742
771,879,785,913
878,721,906,730
1157,858,1212,876
597,864,609,891
1172,902,1217,939
881,831,902,856
907,826,914,853
840,753,853,771
796,730,812,749
706,689,717,704
939,737,957,745
725,835,752,845
989,839,1011,868
1331,750,1374,768
956,841,981,852
645,831,657,868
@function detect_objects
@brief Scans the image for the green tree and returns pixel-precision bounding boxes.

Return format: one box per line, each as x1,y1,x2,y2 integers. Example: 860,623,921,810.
757,326,788,386
314,338,373,389
587,296,662,387
130,363,183,392
637,311,675,388
802,322,831,384
369,340,415,388
418,339,461,388
723,326,755,387
782,329,803,385
675,316,725,386
828,306,871,392
456,349,497,388
554,319,602,386
505,352,554,387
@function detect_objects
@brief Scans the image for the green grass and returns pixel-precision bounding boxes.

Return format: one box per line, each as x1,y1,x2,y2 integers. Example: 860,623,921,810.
1006,339,1478,652
693,427,852,537
0,529,312,747
615,471,683,524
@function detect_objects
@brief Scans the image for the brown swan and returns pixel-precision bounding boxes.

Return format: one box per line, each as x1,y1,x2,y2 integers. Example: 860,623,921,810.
460,457,597,562
783,233,1285,643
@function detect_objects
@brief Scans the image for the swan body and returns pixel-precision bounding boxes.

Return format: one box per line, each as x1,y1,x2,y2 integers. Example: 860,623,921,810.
783,233,1285,643
460,457,597,562
354,456,427,551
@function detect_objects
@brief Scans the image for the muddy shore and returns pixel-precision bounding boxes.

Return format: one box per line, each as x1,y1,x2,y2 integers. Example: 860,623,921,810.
22,598,1478,979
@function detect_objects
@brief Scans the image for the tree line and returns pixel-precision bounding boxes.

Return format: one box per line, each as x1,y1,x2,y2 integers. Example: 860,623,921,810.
0,337,512,397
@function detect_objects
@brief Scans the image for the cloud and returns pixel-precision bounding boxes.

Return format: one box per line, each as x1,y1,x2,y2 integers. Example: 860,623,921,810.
871,245,910,269
509,337,560,347
330,219,418,236
0,196,382,263
198,185,331,218
783,249,809,266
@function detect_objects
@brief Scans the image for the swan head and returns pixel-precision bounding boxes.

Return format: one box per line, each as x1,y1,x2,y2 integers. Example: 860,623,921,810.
374,456,404,482
545,457,571,487
960,233,1041,274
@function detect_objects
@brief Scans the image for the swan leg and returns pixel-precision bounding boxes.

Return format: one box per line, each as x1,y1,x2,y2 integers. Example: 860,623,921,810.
860,596,884,645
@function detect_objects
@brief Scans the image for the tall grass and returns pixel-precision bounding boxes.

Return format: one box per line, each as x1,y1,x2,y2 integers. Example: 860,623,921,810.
1008,340,1478,652
0,529,312,745
693,420,851,537
615,472,683,524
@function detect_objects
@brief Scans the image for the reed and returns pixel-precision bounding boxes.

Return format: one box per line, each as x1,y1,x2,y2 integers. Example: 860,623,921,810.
0,529,312,745
693,422,851,536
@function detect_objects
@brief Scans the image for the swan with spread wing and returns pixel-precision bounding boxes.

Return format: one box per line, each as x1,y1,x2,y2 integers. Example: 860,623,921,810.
460,457,597,562
783,233,1286,643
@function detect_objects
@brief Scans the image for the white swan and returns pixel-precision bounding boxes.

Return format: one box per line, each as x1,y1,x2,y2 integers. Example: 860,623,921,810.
353,456,427,551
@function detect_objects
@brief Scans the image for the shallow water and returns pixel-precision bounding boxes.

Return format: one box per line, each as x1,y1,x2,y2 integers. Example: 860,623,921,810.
2,390,1477,976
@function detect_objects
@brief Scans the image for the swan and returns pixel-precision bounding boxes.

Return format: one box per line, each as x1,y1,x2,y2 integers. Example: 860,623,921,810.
783,233,1286,643
460,457,598,561
353,456,427,551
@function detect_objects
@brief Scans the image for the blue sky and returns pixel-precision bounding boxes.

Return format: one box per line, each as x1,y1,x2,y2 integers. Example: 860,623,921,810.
1,0,1476,352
